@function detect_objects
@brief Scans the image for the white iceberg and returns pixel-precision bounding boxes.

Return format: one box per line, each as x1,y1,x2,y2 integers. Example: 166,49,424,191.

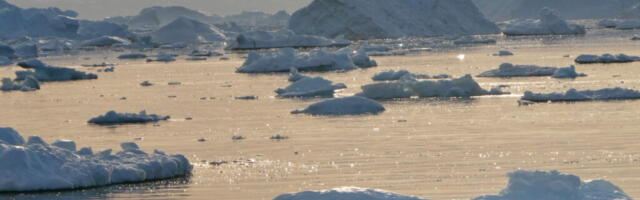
274,187,426,200
0,127,192,192
151,17,225,45
575,54,640,64
371,70,428,81
117,53,147,59
88,110,170,125
0,1,79,39
0,76,40,92
80,36,130,47
228,30,350,50
78,20,132,39
337,48,378,68
478,63,585,78
16,59,97,82
551,65,587,78
291,96,385,116
473,170,632,200
358,75,504,99
474,0,638,21
127,6,217,30
276,77,347,98
522,87,640,102
503,8,586,36
289,0,499,40
236,48,359,73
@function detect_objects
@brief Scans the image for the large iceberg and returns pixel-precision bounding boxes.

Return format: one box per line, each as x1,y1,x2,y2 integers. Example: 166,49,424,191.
522,88,640,102
473,0,639,21
127,6,217,30
473,170,632,200
575,54,640,64
276,76,346,98
78,20,132,39
291,96,385,116
0,0,79,39
15,59,97,82
0,127,192,192
274,187,426,200
358,75,504,99
289,0,499,40
222,10,291,31
236,48,365,73
151,17,226,45
502,8,586,36
478,63,585,78
88,110,170,125
227,30,350,50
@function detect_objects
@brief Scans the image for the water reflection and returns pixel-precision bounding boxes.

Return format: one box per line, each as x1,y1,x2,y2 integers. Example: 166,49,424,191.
0,177,191,200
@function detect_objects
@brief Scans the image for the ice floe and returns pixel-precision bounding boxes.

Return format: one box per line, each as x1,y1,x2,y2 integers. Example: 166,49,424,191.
228,30,350,50
0,76,40,92
88,110,170,125
0,127,192,192
276,76,346,98
478,63,585,78
291,96,385,116
274,187,426,200
336,48,378,68
16,59,97,82
371,70,428,81
575,54,640,64
358,75,504,99
236,48,363,73
452,36,497,45
151,17,225,45
117,53,147,60
502,8,586,36
522,87,640,102
493,51,514,56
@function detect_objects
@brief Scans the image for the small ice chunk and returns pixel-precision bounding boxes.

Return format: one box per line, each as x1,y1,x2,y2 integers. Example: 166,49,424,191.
140,81,153,87
276,77,346,98
359,75,504,99
478,63,558,77
1,76,40,92
372,70,428,81
291,96,385,116
492,51,513,56
274,187,426,200
551,65,587,79
117,53,147,59
120,142,140,151
88,110,170,125
16,59,97,82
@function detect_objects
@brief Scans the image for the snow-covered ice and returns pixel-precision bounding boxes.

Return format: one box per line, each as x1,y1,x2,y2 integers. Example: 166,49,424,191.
16,59,97,82
478,63,585,78
575,54,640,64
228,30,350,50
0,76,40,92
80,36,130,47
88,110,170,125
472,170,632,200
502,8,586,36
0,127,192,192
276,76,346,98
291,96,385,116
151,17,225,45
274,187,426,200
236,48,361,73
358,75,504,99
289,0,499,40
522,87,640,102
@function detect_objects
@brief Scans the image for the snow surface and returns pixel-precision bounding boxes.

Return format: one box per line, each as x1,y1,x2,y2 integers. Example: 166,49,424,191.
478,63,585,78
358,75,504,99
289,0,499,40
16,59,97,82
88,110,170,125
276,76,347,98
522,88,640,102
0,76,40,92
80,36,130,47
502,8,585,36
274,187,426,200
228,30,350,50
151,17,226,45
291,96,385,116
473,0,640,21
0,127,192,192
575,54,640,64
472,170,632,200
236,48,362,73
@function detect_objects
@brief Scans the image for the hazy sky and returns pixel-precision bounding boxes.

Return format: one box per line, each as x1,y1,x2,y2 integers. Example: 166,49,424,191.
7,0,312,20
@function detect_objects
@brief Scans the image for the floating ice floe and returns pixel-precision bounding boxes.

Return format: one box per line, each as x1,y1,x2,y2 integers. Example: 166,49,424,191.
575,54,640,64
117,53,147,59
522,87,640,102
0,56,11,66
147,52,177,63
371,70,428,81
274,187,426,200
189,50,223,57
503,8,586,36
236,48,366,73
0,127,192,192
478,63,586,78
16,59,97,82
452,36,497,45
88,110,170,125
228,30,350,50
276,76,346,98
358,75,504,99
291,96,385,116
80,36,130,47
289,0,499,40
493,51,514,56
186,57,207,61
473,170,632,200
0,76,40,92
151,17,226,45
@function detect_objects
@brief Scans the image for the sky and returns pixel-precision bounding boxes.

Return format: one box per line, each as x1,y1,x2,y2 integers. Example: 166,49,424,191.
7,0,312,20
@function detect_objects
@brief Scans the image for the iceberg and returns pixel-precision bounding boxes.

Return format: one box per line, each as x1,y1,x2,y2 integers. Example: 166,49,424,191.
0,45,15,58
14,44,38,58
478,63,585,78
127,6,217,30
0,0,79,39
575,54,640,64
474,0,639,21
80,36,130,47
236,48,360,73
0,76,40,92
88,110,170,125
336,48,378,68
0,127,191,192
276,76,347,98
358,75,504,99
503,8,586,36
0,56,12,66
16,59,97,82
551,66,587,78
289,0,499,40
78,20,132,39
522,87,640,102
473,170,632,200
274,187,426,200
291,96,385,116
228,30,350,50
371,70,429,81
151,17,225,45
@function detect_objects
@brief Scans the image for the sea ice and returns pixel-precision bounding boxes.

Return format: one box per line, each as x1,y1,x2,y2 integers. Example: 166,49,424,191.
575,54,640,64
291,96,385,116
228,30,350,50
478,63,585,78
493,51,514,56
16,59,97,82
551,65,587,78
502,8,586,36
88,110,170,125
358,75,504,99
276,76,346,98
522,87,640,102
236,48,360,73
274,187,426,200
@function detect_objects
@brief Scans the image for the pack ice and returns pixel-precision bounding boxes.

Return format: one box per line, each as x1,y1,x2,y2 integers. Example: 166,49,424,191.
522,88,640,102
575,54,640,64
16,59,97,82
358,75,504,99
478,63,586,78
228,30,350,50
473,170,632,200
289,0,499,40
273,187,426,200
502,8,585,36
0,127,191,192
276,76,346,98
88,111,170,125
236,48,373,73
151,17,226,45
291,96,385,116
